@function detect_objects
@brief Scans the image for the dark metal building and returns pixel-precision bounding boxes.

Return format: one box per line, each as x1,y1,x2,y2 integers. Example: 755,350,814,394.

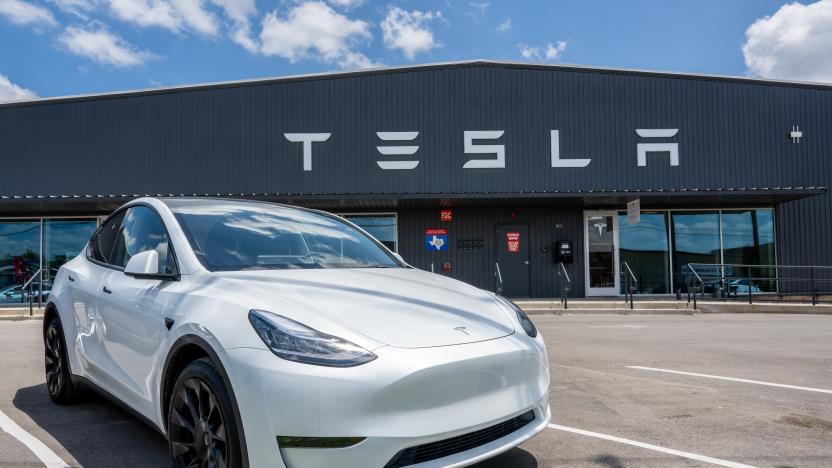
1,60,830,300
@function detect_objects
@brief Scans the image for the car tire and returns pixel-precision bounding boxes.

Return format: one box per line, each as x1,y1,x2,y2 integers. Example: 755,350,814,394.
44,315,82,404
168,357,243,468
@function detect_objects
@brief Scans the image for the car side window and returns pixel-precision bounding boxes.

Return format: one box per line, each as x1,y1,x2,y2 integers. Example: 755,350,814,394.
88,211,126,265
110,206,177,275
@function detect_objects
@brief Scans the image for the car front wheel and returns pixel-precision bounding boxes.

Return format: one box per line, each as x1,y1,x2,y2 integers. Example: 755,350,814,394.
168,358,243,468
44,316,81,404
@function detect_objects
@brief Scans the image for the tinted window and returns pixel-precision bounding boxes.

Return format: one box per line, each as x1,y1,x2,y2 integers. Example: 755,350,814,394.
111,207,176,274
89,211,125,265
342,214,397,252
167,200,401,271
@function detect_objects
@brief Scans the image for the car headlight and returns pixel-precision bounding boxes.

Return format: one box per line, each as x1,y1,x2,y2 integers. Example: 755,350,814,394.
496,296,538,338
248,310,377,367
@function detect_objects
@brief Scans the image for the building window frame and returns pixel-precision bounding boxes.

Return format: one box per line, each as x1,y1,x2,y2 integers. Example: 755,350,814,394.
591,206,777,296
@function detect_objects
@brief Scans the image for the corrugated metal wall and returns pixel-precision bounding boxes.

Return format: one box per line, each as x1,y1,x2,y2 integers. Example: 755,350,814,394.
2,64,829,198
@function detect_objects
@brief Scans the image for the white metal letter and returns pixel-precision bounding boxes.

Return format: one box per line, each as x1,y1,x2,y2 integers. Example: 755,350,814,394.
551,130,591,168
463,130,505,169
635,129,679,167
284,133,331,171
376,132,419,170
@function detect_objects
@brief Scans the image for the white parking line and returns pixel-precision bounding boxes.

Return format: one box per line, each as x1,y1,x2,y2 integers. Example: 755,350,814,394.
0,408,69,468
547,423,757,468
626,366,832,394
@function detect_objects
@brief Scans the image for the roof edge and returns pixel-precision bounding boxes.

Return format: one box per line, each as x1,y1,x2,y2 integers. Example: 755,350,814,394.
2,59,832,110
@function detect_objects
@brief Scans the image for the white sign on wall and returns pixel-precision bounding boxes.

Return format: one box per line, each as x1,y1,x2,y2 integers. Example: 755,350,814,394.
627,199,641,224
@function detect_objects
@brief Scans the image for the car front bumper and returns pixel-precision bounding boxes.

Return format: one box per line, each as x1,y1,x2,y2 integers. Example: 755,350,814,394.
226,332,550,468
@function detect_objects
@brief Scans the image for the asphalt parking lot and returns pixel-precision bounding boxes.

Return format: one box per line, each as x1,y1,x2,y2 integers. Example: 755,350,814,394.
1,314,831,467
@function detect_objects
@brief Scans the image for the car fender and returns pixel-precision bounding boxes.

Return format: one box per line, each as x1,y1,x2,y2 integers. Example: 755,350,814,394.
158,326,251,468
47,267,83,378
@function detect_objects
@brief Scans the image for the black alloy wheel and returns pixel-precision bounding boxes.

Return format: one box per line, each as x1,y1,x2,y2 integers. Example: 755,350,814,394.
44,317,80,404
168,358,241,468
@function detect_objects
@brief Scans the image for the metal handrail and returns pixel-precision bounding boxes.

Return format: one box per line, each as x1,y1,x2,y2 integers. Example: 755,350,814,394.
557,262,571,310
621,261,637,310
686,263,832,308
495,262,503,295
21,268,43,317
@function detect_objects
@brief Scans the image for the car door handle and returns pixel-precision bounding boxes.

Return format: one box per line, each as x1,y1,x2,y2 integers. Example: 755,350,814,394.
67,275,75,282
102,286,112,295
522,260,530,265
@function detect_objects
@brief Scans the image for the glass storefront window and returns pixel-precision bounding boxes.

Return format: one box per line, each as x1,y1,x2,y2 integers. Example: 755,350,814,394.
721,209,776,292
671,211,721,293
341,214,397,252
1,218,97,305
619,212,670,294
0,221,41,305
43,220,98,294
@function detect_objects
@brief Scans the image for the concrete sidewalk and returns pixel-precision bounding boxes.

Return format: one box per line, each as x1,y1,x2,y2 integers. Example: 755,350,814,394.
0,308,44,320
515,298,832,315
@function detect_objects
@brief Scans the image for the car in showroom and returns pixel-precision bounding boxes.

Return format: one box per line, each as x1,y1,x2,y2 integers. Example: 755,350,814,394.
44,197,551,468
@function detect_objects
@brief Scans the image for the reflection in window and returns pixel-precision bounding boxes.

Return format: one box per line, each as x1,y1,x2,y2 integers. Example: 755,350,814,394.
721,209,776,292
44,220,97,297
0,221,40,304
671,211,721,293
342,214,397,252
619,212,670,294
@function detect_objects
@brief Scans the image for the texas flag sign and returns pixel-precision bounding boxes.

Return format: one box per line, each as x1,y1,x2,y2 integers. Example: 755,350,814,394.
425,228,448,251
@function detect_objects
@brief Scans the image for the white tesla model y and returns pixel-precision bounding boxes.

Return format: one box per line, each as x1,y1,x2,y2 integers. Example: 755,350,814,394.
44,197,550,468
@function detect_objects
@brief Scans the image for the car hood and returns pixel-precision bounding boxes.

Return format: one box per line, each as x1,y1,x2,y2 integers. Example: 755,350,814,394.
214,267,516,349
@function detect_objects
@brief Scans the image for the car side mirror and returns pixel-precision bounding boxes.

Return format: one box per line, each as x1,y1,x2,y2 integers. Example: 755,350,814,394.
124,250,168,280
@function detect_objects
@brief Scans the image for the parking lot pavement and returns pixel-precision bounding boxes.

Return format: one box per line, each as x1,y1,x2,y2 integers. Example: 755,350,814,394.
1,314,832,467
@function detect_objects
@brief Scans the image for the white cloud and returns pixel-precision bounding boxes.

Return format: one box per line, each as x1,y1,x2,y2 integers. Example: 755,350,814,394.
518,43,539,60
381,6,440,59
59,25,156,67
171,0,219,36
326,0,363,7
545,40,567,60
743,0,832,83
211,0,257,51
106,0,220,36
258,1,375,69
496,17,510,32
50,0,95,19
107,0,179,31
0,0,58,27
0,73,37,103
519,40,567,62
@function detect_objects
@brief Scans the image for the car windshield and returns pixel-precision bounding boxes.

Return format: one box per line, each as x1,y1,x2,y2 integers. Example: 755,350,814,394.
164,199,402,271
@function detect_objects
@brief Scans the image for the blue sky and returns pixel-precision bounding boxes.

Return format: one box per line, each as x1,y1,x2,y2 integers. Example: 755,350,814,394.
0,0,830,101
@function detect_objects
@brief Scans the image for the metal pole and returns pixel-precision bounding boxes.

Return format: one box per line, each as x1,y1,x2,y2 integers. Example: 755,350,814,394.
748,271,753,305
811,268,817,306
37,268,42,311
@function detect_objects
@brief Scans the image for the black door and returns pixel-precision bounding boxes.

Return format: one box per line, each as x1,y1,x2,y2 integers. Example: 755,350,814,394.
496,224,530,297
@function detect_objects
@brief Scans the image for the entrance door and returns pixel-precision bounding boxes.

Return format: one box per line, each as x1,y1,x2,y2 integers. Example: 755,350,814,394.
496,224,530,297
585,212,620,296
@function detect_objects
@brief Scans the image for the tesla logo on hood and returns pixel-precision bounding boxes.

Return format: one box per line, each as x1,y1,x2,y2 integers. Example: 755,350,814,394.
454,326,470,336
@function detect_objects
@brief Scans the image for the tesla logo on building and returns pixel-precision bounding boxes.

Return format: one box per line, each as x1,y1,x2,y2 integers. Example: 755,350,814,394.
282,129,679,171
593,222,607,236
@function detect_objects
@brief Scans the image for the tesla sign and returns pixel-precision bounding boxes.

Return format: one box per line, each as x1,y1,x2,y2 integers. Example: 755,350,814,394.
283,129,680,171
